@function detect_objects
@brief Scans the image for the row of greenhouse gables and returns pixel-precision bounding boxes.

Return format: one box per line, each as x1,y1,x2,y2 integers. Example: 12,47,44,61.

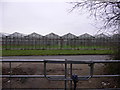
1,37,120,50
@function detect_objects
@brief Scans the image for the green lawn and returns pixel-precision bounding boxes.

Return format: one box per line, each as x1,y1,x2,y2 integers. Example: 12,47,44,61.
2,49,113,56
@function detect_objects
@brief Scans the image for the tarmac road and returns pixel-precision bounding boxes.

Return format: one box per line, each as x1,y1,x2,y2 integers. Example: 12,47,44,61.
2,55,110,60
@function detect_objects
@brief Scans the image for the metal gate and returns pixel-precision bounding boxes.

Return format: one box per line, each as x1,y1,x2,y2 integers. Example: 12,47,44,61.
1,59,120,90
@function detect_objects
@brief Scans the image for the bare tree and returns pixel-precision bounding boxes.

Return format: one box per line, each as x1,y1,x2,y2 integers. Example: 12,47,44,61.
70,1,120,87
70,0,120,34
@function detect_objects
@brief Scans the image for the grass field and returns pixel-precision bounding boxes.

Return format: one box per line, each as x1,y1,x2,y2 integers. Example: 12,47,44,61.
2,49,113,56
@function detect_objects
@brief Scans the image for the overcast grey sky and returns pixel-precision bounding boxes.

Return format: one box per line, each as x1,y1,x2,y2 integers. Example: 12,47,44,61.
0,0,98,36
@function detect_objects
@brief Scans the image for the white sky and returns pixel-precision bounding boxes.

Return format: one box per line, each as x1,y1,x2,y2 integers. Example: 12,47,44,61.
0,0,98,36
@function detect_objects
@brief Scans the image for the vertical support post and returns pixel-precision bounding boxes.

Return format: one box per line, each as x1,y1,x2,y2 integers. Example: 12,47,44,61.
64,59,67,90
9,62,12,89
89,63,94,77
44,61,46,77
70,63,72,90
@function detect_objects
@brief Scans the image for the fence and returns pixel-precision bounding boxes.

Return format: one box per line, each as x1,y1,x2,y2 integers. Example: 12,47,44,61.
1,59,120,90
1,33,120,50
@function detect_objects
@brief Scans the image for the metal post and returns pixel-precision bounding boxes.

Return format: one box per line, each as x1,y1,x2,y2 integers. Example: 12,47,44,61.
64,59,67,90
70,63,72,90
89,63,94,78
44,61,46,77
9,62,12,89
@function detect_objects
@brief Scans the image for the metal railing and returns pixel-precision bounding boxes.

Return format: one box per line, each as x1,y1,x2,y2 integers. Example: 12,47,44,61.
1,59,120,90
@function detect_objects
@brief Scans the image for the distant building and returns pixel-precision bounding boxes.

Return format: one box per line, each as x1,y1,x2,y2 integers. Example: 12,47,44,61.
7,32,25,38
61,33,77,47
111,34,120,46
112,34,120,39
0,33,9,37
62,33,77,39
2,32,119,50
77,33,95,46
94,33,110,46
0,33,6,45
78,33,94,39
44,33,61,47
4,32,26,49
94,33,109,39
25,32,43,38
0,33,6,46
0,33,6,38
23,32,43,48
45,33,60,39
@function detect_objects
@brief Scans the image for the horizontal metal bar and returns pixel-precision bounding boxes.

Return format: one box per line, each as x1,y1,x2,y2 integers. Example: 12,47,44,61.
1,59,120,64
48,75,120,81
0,75,65,78
92,75,120,78
67,60,120,64
0,59,44,62
1,74,120,79
1,88,120,90
2,88,120,90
